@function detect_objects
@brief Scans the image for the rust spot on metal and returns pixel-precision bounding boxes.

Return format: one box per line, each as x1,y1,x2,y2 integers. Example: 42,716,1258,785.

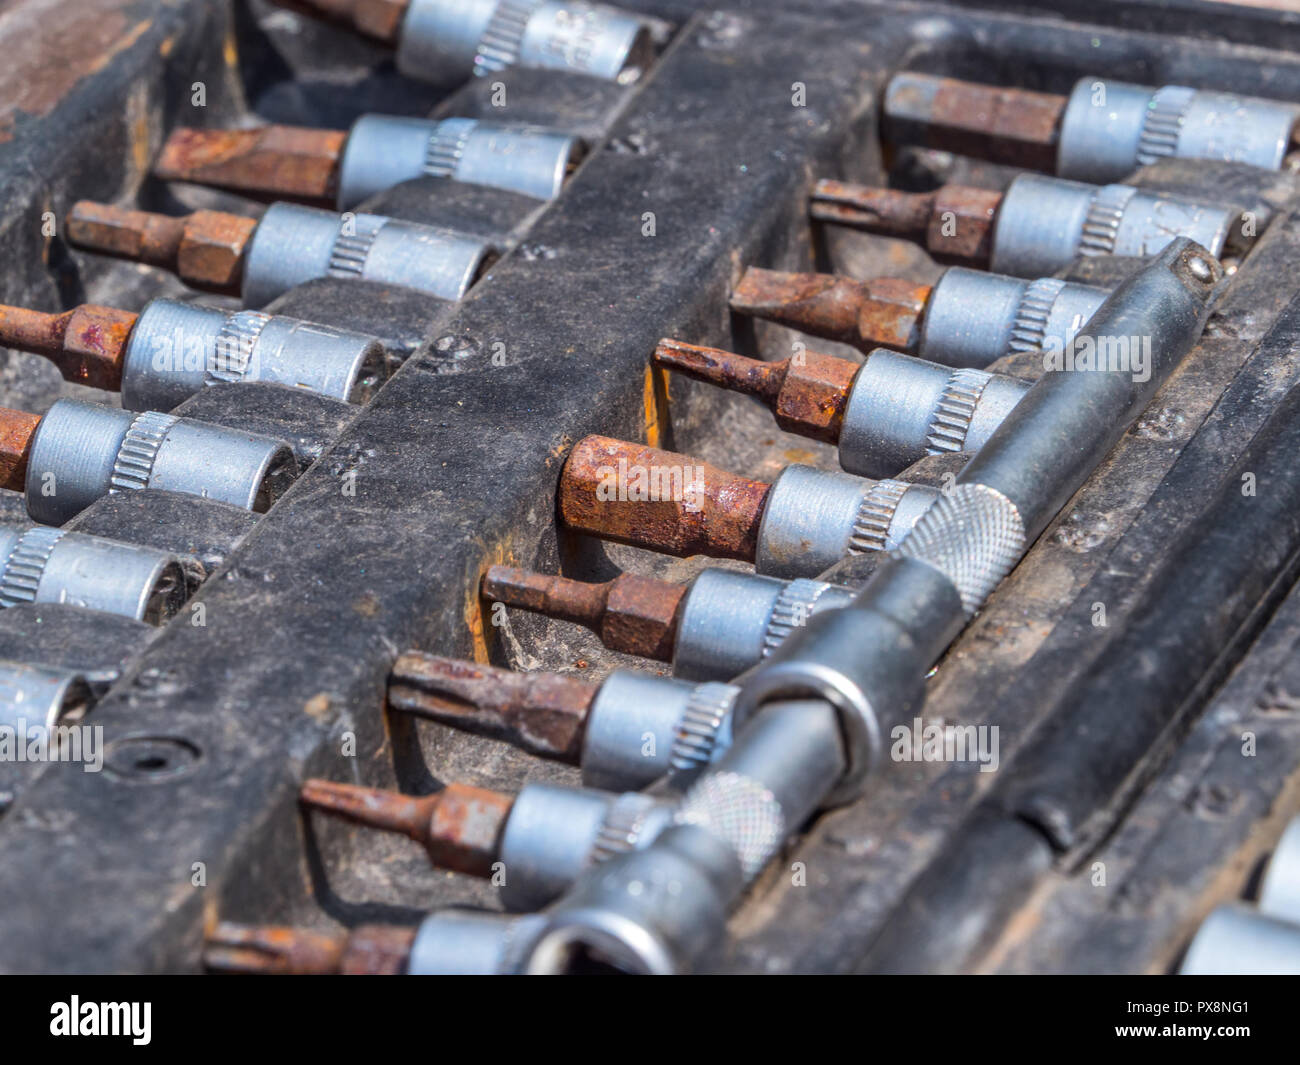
884,72,1064,171
0,303,137,391
389,650,597,762
732,267,929,353
482,565,687,661
558,435,771,563
155,125,347,205
0,407,42,492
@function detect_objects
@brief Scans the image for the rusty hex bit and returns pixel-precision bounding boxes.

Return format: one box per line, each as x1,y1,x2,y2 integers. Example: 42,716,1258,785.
730,267,929,353
300,779,512,878
269,0,409,43
481,565,686,662
389,651,598,762
559,435,771,562
654,338,859,445
883,71,1065,171
154,126,347,205
0,408,43,493
0,304,137,391
67,201,255,295
810,179,1001,265
204,921,417,975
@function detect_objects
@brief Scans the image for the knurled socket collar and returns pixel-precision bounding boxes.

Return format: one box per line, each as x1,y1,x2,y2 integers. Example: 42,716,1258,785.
897,483,1027,616
838,350,1031,478
395,0,654,88
756,464,939,579
120,299,388,410
990,174,1246,279
1057,76,1300,183
0,523,193,623
674,771,785,881
337,115,581,208
24,399,297,524
918,268,1109,369
242,203,493,307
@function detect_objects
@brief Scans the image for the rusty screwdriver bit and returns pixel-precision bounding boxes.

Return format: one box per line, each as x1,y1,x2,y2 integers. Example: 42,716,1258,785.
204,921,417,975
883,71,1066,171
299,779,512,878
270,0,409,43
810,179,1001,265
67,201,256,295
155,125,348,205
730,267,929,353
388,651,596,762
0,303,138,391
653,338,859,445
0,408,43,493
558,435,771,562
480,565,686,661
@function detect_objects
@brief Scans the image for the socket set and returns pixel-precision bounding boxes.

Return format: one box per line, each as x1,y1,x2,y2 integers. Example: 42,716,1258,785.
4,0,1300,976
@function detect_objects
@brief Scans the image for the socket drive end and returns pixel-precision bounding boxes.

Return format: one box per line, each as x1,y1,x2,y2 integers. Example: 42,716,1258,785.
482,565,686,661
558,435,771,562
388,650,596,762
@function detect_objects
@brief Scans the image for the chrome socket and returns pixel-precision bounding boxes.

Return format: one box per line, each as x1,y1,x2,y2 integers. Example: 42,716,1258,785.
497,784,674,911
583,672,739,790
0,660,93,734
338,115,582,208
395,0,655,88
919,267,1109,369
120,298,388,410
840,350,1031,478
406,911,547,975
755,465,939,580
1260,815,1300,926
0,523,193,623
991,174,1247,278
24,399,297,525
242,203,493,306
673,569,856,682
1057,77,1300,184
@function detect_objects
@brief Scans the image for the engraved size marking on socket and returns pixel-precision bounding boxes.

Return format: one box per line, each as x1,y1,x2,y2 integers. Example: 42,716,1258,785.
111,411,179,493
0,526,67,607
